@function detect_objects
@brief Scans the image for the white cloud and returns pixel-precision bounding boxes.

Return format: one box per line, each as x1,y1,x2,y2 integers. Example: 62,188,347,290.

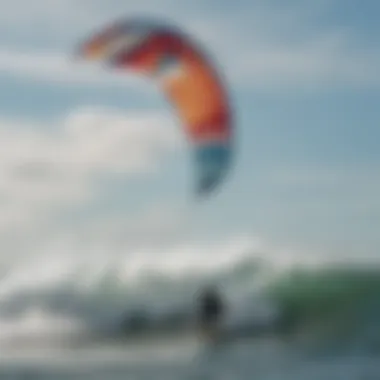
233,36,380,90
193,4,380,91
66,202,190,251
0,50,149,90
0,108,180,236
0,1,378,91
0,0,192,44
265,163,380,195
254,163,380,245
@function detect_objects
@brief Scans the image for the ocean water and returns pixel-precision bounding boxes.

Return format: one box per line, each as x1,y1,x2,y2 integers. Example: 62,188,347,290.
0,246,379,380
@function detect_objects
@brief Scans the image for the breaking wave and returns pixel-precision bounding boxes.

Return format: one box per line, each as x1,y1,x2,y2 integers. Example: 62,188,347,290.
0,240,379,355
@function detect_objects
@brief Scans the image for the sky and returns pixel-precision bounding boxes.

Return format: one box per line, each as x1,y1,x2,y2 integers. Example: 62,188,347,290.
0,0,378,264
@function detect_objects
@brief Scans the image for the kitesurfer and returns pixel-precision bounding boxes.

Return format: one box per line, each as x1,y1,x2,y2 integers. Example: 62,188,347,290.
197,285,225,341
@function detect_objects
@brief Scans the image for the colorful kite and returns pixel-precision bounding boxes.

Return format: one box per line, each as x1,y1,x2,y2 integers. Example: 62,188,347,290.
76,17,233,196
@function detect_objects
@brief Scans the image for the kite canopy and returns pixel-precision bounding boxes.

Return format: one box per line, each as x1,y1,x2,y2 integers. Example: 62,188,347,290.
76,17,233,196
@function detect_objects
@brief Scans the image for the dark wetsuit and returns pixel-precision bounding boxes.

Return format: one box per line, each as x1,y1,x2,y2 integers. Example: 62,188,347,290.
198,290,224,327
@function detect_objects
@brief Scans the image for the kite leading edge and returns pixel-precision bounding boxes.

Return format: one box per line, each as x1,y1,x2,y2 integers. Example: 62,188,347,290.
76,17,233,196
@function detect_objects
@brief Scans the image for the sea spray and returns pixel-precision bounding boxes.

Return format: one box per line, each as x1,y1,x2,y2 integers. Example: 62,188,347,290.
0,242,378,353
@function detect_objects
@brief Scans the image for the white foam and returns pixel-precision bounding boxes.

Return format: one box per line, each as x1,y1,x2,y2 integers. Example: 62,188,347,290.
0,235,378,347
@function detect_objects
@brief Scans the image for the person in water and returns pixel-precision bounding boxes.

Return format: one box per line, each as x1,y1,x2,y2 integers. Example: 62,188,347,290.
197,285,225,341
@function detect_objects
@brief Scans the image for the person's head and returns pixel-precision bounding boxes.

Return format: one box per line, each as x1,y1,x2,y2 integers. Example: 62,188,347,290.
202,284,218,297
